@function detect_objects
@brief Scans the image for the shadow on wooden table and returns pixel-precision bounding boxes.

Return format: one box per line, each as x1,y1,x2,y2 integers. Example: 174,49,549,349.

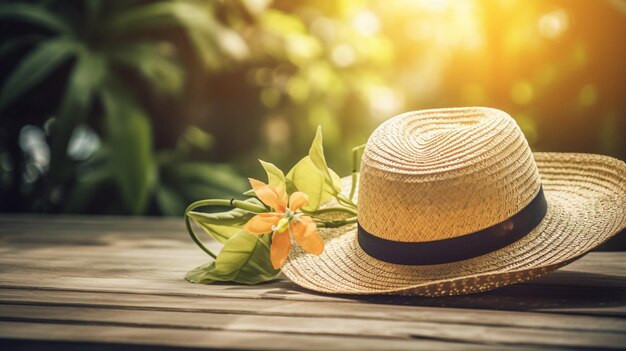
247,270,626,314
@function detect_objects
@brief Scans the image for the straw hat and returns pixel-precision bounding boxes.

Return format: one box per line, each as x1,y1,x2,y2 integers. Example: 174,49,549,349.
281,107,626,296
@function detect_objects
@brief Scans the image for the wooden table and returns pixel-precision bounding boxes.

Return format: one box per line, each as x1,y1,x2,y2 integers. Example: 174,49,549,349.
0,215,625,350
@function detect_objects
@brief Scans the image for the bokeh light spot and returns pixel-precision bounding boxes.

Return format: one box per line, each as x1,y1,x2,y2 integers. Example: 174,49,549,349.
331,44,356,67
310,17,336,41
579,84,598,107
286,34,321,64
253,67,272,86
538,9,569,39
67,125,101,161
368,86,403,120
264,117,290,147
242,0,271,15
260,88,281,108
511,82,534,105
353,10,381,36
19,125,49,174
217,30,249,60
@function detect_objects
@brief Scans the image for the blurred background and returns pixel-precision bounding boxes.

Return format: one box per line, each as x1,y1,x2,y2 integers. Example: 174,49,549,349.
0,0,625,246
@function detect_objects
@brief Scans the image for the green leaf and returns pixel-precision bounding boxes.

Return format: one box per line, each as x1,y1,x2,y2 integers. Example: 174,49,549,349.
48,48,107,182
106,1,210,32
106,1,222,67
186,233,280,285
0,3,73,34
309,125,327,171
0,37,78,109
284,127,344,210
185,261,233,284
102,85,156,215
258,159,285,187
177,126,214,152
329,168,342,189
214,232,279,284
242,159,285,198
188,207,257,227
185,24,222,69
195,224,241,244
308,125,341,193
286,156,340,211
110,42,184,95
187,198,264,243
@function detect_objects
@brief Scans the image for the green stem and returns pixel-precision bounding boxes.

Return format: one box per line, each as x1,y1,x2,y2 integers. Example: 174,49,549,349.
349,144,365,201
184,198,267,258
186,199,267,213
304,206,358,216
336,193,357,209
185,215,216,258
315,216,357,228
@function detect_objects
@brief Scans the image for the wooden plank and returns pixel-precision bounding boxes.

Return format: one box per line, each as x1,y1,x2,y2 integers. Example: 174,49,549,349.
0,273,623,317
0,247,624,316
0,220,626,316
1,215,625,350
1,304,625,349
0,288,624,334
0,321,509,351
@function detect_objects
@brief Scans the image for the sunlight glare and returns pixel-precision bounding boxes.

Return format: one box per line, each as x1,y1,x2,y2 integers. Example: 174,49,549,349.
353,10,381,36
538,9,569,39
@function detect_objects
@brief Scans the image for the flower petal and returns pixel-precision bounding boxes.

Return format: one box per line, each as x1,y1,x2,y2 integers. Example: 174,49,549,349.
276,183,289,206
248,178,267,191
288,191,308,211
299,214,315,226
248,178,287,211
270,231,291,269
244,212,283,235
290,216,324,255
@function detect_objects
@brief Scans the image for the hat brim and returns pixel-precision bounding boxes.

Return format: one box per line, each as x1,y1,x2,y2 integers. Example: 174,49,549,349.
281,152,626,296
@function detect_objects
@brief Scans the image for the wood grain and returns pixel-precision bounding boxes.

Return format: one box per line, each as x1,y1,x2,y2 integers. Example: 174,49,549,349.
0,214,625,350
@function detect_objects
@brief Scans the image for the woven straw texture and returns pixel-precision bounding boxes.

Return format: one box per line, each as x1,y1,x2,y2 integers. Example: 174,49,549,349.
281,108,626,296
359,108,541,242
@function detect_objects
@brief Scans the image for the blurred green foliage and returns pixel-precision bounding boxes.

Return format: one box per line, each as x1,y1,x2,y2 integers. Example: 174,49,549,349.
0,0,254,215
0,0,394,216
0,0,625,224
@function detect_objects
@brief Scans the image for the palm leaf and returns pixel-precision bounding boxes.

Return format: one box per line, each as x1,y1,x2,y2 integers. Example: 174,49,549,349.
0,37,79,109
105,1,205,33
104,1,222,68
0,3,72,34
48,48,107,182
110,42,184,95
0,34,44,58
101,83,156,215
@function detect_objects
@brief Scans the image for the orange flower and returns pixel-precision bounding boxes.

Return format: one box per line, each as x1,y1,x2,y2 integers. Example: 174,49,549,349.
244,178,324,269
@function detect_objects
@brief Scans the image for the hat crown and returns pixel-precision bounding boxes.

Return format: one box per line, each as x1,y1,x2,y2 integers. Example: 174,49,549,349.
357,107,542,242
